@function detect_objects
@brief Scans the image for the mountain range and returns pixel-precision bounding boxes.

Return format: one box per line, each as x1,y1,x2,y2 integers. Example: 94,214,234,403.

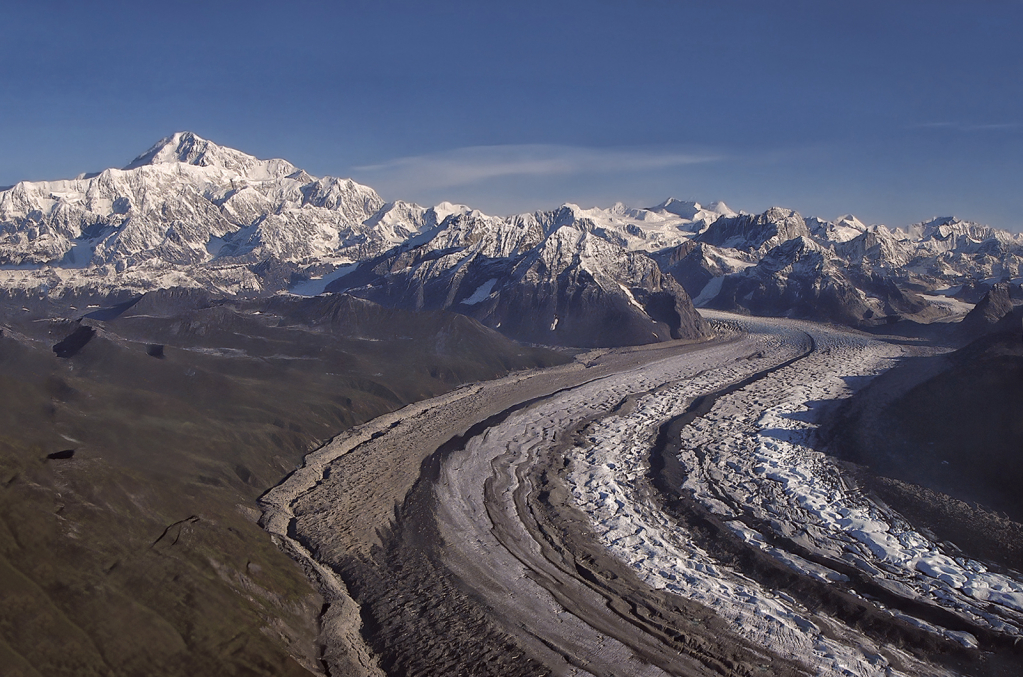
3,131,1021,345
5,132,1023,677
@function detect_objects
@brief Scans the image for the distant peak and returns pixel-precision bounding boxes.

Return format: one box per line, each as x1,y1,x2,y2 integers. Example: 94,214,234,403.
923,216,959,228
431,201,470,219
835,214,867,229
704,200,734,216
650,198,734,219
124,131,297,179
651,197,699,219
125,131,219,169
656,197,696,208
763,206,799,218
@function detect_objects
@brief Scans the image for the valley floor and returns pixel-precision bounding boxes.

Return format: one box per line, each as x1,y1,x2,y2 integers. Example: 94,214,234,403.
263,312,1023,677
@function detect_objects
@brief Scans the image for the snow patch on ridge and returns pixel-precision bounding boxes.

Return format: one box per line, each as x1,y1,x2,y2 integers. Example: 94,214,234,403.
288,263,358,296
616,282,645,311
461,278,498,305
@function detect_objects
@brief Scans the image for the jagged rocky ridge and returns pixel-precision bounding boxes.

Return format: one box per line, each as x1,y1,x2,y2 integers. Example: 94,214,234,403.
0,133,714,346
325,206,708,347
661,208,1023,326
3,131,1023,343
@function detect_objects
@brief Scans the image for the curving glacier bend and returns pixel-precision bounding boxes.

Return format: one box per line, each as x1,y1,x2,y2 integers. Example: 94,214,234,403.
564,312,1023,675
267,312,1023,676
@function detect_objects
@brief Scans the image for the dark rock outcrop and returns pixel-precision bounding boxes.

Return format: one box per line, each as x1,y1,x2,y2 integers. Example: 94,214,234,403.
696,207,811,253
53,325,96,358
46,449,75,460
332,219,709,348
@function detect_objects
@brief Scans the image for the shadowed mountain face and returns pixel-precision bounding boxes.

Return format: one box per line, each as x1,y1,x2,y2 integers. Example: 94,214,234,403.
695,207,812,253
329,215,709,348
826,328,1023,568
955,282,1018,342
0,291,568,677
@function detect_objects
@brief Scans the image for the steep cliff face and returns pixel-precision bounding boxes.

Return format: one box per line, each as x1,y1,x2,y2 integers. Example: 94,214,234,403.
696,207,811,253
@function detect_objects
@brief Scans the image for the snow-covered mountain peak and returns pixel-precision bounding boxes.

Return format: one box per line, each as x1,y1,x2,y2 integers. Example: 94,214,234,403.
648,198,734,221
834,214,867,231
559,202,623,224
923,216,958,228
126,132,229,168
900,216,958,239
559,202,626,224
762,206,801,221
431,201,471,221
125,131,297,180
927,217,977,240
652,197,705,219
3,133,1020,340
805,213,870,244
896,215,1017,248
703,201,734,216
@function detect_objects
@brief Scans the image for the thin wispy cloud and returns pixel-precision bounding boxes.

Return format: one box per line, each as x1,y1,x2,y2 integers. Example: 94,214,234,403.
353,144,721,191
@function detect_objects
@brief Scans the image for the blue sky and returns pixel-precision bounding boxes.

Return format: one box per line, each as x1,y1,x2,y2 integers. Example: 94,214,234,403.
3,1,1022,230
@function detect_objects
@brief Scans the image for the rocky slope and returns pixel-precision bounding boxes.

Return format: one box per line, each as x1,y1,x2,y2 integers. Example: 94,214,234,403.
825,324,1023,572
326,205,708,347
955,282,1018,341
0,290,568,677
668,208,1023,327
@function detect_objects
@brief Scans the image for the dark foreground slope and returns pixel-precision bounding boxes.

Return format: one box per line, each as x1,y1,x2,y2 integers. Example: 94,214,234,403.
0,291,567,677
826,328,1023,569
